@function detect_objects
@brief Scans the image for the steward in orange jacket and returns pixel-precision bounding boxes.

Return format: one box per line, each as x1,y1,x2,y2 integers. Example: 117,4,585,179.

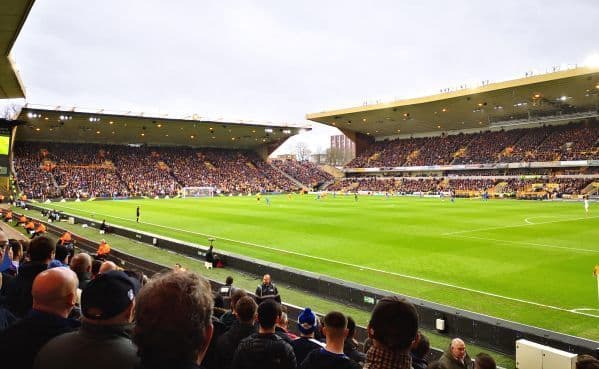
96,239,111,259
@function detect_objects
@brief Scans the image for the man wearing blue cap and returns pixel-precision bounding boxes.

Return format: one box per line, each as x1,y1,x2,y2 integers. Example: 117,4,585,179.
34,270,140,369
291,307,325,364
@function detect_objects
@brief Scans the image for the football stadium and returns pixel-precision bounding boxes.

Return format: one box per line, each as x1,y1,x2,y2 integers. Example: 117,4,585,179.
0,1,598,369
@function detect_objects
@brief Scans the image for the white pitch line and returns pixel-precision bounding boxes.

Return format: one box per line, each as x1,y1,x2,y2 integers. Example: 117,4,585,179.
443,215,599,236
446,234,599,254
43,203,599,319
524,215,558,225
570,309,599,318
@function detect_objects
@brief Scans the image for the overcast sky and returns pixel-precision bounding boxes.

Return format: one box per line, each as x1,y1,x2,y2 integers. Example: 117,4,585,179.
4,0,599,155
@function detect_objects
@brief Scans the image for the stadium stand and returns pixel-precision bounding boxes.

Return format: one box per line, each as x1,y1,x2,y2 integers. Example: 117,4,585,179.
13,143,304,199
346,121,598,168
270,159,334,188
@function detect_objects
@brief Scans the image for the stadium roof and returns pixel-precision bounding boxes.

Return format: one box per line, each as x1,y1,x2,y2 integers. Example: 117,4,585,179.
15,105,311,151
0,0,34,99
307,67,599,138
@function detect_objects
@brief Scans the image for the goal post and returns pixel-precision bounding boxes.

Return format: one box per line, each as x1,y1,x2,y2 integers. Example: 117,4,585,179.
181,186,215,198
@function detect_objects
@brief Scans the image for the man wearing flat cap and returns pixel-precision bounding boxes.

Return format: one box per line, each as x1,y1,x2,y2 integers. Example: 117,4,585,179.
34,270,140,369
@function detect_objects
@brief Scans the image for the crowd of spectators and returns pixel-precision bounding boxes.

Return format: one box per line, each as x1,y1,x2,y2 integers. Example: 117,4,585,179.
450,179,497,192
112,146,180,197
328,176,593,196
453,129,523,164
501,177,593,195
13,143,305,199
54,167,129,198
347,137,430,168
408,134,473,166
270,159,334,188
328,178,443,194
347,120,598,168
13,145,60,199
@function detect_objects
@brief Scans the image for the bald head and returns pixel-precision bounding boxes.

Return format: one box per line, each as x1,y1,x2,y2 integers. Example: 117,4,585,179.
32,268,78,318
99,261,117,274
70,253,92,274
450,338,466,361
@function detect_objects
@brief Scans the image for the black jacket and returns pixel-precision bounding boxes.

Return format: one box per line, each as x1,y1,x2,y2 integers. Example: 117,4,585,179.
231,332,296,369
33,322,139,369
0,307,16,331
291,337,324,364
202,317,226,369
344,339,366,365
5,261,47,317
216,322,256,369
255,283,281,303
411,353,428,369
275,325,294,344
299,348,362,369
0,309,80,369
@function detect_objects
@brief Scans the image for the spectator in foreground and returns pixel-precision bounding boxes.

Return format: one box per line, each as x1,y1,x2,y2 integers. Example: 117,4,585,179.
344,316,367,365
474,353,495,369
277,310,298,340
133,271,214,369
0,232,16,297
69,253,92,289
291,307,324,364
220,289,247,330
231,299,296,369
0,273,16,330
363,296,419,369
274,306,294,343
34,270,141,369
216,296,257,369
48,244,69,268
411,332,431,369
299,311,361,369
0,268,80,369
576,354,599,369
99,260,118,274
91,259,102,279
428,362,449,369
5,236,55,317
439,338,472,369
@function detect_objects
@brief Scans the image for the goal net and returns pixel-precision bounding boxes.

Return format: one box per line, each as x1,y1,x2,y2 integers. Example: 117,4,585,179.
181,186,215,198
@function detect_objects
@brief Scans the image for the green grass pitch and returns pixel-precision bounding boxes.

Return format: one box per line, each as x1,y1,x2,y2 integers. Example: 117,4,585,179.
40,194,599,340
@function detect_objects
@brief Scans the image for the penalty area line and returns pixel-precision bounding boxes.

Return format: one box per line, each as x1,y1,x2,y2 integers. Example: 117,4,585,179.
43,203,599,319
